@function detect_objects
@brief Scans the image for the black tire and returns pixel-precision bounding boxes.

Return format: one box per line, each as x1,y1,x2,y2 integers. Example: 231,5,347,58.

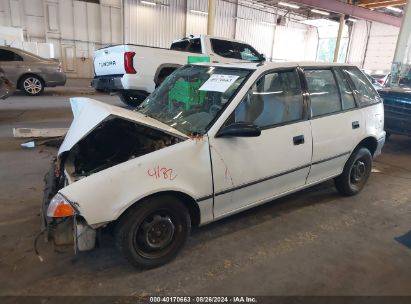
334,147,372,196
115,195,191,269
119,92,147,107
20,75,44,96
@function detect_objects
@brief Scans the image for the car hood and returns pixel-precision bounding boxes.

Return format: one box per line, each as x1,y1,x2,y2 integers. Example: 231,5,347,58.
58,97,189,156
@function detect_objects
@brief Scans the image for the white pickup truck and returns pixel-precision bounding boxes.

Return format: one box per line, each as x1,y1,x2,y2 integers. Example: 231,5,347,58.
92,35,264,106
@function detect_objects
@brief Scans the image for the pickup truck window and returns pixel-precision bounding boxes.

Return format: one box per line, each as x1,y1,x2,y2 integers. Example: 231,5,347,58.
210,39,261,62
170,38,202,54
305,69,342,117
137,65,251,135
343,67,380,106
231,70,304,128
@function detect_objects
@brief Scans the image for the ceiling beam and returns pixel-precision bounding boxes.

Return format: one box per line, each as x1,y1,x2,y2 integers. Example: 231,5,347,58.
359,0,407,9
290,0,402,26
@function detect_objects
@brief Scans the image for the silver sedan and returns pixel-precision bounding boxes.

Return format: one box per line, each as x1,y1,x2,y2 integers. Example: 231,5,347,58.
0,46,66,96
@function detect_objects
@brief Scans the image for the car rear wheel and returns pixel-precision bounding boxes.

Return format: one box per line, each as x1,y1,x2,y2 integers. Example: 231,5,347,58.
115,195,191,269
21,75,44,96
119,92,147,107
334,147,372,196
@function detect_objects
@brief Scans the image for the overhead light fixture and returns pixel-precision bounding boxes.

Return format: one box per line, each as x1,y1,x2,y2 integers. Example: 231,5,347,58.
278,2,300,9
141,1,156,5
386,6,402,13
190,9,208,15
311,9,330,16
348,18,357,22
261,21,275,26
234,17,252,21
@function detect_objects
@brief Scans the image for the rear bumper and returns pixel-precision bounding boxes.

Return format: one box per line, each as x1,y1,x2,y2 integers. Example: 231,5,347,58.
91,75,124,92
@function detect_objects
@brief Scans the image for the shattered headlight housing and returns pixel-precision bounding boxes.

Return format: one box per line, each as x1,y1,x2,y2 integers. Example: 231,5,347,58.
47,193,76,218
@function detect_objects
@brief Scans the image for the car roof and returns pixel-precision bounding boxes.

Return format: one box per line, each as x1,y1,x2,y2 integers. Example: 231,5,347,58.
194,61,356,70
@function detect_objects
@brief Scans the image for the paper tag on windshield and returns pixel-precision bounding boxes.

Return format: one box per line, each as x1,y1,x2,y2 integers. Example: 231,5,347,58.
199,75,240,92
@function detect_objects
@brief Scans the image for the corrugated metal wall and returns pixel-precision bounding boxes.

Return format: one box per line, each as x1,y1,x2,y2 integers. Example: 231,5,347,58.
124,0,186,48
347,20,399,72
0,0,122,78
235,4,276,59
363,22,399,72
272,21,316,62
214,0,236,38
346,20,369,67
124,0,317,62
186,0,208,35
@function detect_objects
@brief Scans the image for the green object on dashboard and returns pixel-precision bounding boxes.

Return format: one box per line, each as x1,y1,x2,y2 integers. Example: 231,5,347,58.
187,56,210,64
168,78,206,111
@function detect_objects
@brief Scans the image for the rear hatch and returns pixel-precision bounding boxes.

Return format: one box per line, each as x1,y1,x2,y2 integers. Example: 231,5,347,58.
94,45,127,76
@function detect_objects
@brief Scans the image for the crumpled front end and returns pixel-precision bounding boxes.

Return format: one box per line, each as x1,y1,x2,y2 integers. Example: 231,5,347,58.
40,97,186,253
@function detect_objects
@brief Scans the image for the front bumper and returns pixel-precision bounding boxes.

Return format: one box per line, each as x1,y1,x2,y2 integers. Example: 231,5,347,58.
41,161,96,252
91,75,124,92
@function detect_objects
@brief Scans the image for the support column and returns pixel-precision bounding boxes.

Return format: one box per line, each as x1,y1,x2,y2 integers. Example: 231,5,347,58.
207,0,216,35
334,14,345,62
390,1,411,86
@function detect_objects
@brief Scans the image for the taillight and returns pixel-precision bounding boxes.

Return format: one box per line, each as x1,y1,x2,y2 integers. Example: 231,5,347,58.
124,52,136,74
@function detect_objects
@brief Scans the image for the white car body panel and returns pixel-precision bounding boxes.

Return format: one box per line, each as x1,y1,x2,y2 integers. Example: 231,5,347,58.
306,110,365,184
59,136,214,226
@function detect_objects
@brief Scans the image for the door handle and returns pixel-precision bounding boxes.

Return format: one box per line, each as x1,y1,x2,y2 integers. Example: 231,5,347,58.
293,135,305,145
352,121,360,129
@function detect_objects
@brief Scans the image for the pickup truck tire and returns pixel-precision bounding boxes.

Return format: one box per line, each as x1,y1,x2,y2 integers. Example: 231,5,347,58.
115,195,191,269
119,92,148,107
334,147,372,196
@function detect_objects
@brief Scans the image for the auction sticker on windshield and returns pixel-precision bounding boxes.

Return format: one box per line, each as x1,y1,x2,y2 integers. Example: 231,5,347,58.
199,74,240,92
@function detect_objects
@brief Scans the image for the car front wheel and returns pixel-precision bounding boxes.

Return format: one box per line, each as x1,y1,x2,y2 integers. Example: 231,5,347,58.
334,147,372,196
115,195,191,269
21,75,44,96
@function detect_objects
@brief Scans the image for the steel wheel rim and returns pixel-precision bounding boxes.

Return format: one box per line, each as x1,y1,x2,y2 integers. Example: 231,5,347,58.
23,77,42,94
350,159,366,184
134,209,179,259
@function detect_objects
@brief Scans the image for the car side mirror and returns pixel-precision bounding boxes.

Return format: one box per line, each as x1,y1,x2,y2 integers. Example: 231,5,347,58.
216,122,261,138
259,53,266,62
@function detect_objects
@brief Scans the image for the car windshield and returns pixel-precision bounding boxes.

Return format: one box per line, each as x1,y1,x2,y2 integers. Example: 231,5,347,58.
136,65,251,135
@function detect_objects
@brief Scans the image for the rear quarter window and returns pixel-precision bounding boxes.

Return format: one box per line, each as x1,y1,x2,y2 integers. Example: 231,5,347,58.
343,67,380,106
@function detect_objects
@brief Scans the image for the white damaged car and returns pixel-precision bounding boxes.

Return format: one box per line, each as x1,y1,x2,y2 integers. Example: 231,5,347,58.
42,62,385,269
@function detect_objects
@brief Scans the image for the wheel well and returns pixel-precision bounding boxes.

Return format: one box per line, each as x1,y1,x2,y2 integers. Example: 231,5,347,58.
119,191,201,227
17,73,45,89
357,137,378,156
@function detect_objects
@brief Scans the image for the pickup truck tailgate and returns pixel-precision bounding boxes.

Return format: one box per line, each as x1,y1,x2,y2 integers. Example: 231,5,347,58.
94,45,126,76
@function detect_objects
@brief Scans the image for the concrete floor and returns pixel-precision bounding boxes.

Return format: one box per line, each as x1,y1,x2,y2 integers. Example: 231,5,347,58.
1,88,411,296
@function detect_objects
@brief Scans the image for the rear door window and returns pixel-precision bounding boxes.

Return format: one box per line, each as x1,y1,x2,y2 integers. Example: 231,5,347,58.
305,69,342,117
334,68,356,110
343,67,380,106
